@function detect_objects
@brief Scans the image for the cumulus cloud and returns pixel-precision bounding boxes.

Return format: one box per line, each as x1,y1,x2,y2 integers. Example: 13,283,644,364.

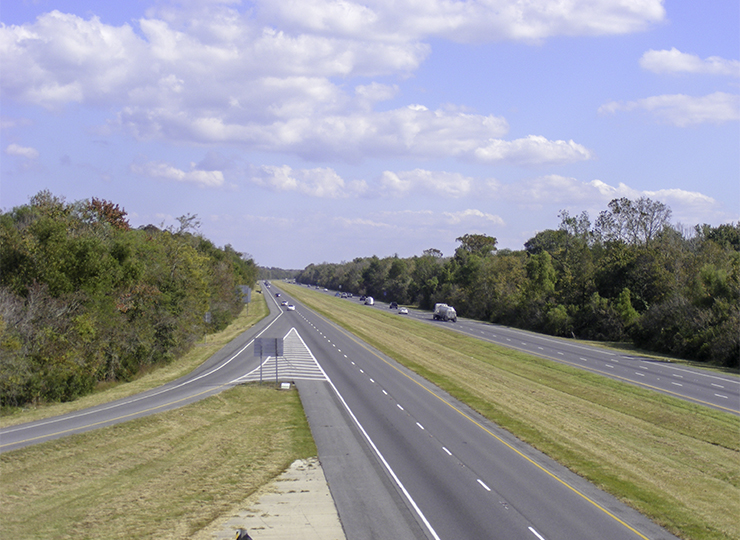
252,165,476,199
380,169,474,198
443,209,505,226
251,166,573,201
0,11,146,109
131,161,225,187
5,143,39,159
252,167,651,203
473,135,593,165
586,179,729,225
334,216,395,229
345,208,505,235
492,175,723,219
355,82,399,110
251,164,367,198
118,103,511,162
497,174,593,204
640,48,740,77
599,92,740,126
260,0,665,43
1,3,634,165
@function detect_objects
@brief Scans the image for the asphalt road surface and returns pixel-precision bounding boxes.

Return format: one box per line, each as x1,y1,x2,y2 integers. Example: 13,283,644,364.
1,283,690,540
322,288,740,416
265,285,681,540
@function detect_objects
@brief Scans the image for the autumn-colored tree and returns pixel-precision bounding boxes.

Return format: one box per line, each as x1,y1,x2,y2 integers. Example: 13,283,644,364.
88,198,131,231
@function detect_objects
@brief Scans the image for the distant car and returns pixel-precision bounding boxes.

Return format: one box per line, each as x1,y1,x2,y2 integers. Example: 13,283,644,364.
389,301,398,309
398,307,408,314
286,304,296,311
281,300,288,306
275,293,281,297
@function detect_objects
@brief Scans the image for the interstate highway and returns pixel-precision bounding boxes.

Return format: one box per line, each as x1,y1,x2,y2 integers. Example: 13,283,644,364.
2,283,682,540
266,285,679,540
325,289,740,415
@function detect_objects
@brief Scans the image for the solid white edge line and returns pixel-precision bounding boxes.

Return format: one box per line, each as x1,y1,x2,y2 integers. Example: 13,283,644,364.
529,526,547,540
290,329,442,540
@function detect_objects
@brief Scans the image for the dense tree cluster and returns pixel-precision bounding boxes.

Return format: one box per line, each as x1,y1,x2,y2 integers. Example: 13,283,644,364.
297,198,739,368
259,266,299,281
0,191,257,406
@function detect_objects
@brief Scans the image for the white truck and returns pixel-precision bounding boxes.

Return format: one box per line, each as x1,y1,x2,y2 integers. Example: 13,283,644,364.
364,296,375,305
433,303,457,322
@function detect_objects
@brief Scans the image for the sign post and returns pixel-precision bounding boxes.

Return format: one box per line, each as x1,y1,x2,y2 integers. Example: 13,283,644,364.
239,285,251,314
254,337,284,384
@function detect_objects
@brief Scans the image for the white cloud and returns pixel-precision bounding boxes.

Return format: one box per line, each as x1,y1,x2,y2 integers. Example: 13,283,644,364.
260,0,665,43
131,161,225,187
334,216,394,229
599,92,740,126
118,103,512,162
355,82,399,110
494,176,723,218
335,207,505,240
243,164,731,228
0,4,633,165
582,180,729,225
380,169,474,198
0,11,146,109
251,164,367,198
443,209,505,226
474,135,593,165
640,48,740,77
5,143,39,159
503,175,595,203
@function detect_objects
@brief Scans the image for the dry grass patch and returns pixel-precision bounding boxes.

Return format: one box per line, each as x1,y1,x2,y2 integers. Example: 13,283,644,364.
0,383,316,540
283,283,740,540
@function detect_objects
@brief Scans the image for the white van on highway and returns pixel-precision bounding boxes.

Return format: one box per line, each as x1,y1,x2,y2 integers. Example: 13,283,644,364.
433,303,457,322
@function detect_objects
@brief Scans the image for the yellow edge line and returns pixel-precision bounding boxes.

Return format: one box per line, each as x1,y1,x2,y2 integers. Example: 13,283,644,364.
308,308,652,540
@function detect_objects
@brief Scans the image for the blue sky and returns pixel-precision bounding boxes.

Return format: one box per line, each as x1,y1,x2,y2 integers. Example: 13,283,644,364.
2,0,738,269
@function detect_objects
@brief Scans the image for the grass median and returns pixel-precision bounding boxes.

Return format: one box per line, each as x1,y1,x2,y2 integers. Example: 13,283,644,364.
282,283,740,540
0,383,316,540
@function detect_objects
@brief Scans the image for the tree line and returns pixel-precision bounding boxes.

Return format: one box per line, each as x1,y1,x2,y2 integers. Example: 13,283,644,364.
0,191,257,406
296,197,739,368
